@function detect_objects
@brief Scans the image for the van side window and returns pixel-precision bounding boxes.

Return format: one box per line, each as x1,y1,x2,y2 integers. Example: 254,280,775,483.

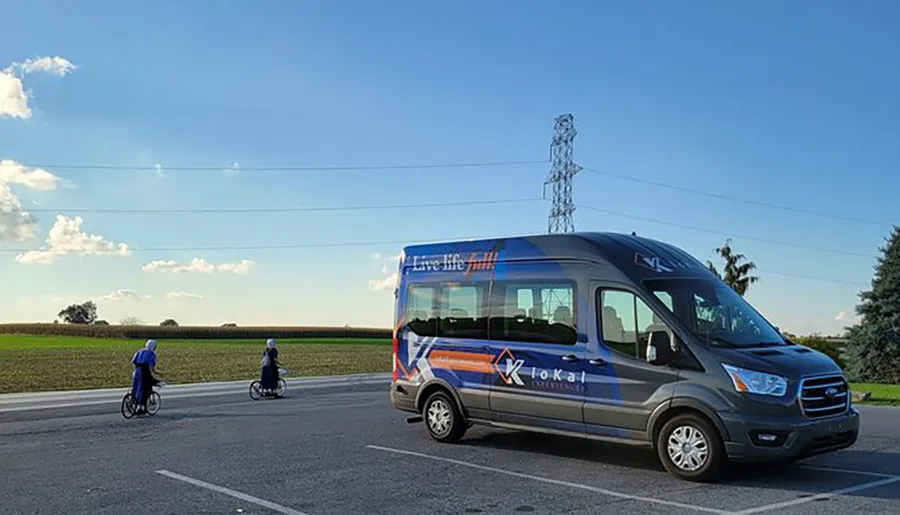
654,291,674,311
406,285,438,337
600,289,669,359
490,282,577,345
439,284,489,339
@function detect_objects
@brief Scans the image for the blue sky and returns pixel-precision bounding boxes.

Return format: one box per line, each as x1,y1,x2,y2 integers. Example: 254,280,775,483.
0,0,897,333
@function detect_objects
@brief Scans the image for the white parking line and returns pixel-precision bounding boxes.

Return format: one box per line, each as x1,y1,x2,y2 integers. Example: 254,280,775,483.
794,464,896,478
366,445,729,514
156,469,309,515
733,474,900,514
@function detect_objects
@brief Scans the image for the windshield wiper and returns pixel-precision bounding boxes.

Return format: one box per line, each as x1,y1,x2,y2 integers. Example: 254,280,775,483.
706,336,737,348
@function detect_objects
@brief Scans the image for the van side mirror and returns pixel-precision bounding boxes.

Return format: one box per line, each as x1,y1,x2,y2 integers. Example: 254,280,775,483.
646,330,678,366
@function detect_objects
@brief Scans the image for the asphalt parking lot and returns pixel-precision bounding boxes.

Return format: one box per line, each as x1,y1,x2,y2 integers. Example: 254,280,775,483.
2,379,899,514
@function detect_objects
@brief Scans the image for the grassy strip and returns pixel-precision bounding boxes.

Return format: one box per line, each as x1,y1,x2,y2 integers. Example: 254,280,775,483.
0,335,391,394
850,383,900,406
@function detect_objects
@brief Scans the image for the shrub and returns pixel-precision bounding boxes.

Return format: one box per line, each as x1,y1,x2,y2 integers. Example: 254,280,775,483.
794,335,847,371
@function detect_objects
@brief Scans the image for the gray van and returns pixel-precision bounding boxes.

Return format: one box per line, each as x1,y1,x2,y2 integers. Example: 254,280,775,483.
389,232,859,481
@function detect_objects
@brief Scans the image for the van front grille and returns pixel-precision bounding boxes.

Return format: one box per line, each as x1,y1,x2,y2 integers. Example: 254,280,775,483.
799,375,849,419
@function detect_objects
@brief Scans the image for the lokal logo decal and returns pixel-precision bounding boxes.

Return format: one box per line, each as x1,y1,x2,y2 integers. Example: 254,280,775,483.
634,253,673,273
494,348,525,386
493,347,585,388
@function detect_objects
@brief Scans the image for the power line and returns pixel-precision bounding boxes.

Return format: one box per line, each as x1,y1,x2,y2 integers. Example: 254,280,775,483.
26,197,545,214
0,233,867,288
22,193,876,260
18,159,549,173
578,204,879,259
0,234,530,254
756,269,866,287
581,166,895,228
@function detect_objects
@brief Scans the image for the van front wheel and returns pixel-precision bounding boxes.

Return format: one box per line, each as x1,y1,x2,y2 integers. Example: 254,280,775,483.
423,391,466,443
656,413,724,482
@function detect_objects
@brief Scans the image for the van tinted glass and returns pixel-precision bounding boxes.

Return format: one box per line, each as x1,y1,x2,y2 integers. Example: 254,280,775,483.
489,281,577,345
644,278,786,348
600,289,668,359
439,284,489,339
406,285,437,336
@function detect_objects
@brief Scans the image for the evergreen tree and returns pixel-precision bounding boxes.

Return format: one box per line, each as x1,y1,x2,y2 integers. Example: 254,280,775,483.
845,226,900,383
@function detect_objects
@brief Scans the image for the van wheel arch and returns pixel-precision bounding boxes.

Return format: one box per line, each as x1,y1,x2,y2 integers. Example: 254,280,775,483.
650,404,728,450
415,381,468,421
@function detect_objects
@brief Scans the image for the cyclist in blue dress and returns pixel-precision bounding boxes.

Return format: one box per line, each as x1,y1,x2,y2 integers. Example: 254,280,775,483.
131,339,160,413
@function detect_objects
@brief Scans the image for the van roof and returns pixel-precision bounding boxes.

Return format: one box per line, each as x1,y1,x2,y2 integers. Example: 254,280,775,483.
401,231,712,280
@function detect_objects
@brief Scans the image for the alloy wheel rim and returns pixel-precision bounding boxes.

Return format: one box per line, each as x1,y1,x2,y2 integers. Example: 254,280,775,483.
666,425,709,472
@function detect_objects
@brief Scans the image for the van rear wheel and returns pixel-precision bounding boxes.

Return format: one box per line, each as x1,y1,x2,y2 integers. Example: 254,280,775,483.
422,391,466,443
656,413,724,482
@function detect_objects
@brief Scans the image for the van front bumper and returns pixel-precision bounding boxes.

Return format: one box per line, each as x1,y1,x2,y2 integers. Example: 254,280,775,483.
721,405,860,463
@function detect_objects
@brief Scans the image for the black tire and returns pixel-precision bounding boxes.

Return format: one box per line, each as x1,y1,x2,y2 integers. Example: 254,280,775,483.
121,394,136,419
249,381,263,400
422,391,467,443
146,392,161,415
656,413,724,482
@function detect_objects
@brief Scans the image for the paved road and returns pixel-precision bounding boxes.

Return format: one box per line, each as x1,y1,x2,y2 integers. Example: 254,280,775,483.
2,379,898,514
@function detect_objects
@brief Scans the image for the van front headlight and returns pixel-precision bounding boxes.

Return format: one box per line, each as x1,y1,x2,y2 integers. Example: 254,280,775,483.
721,364,788,397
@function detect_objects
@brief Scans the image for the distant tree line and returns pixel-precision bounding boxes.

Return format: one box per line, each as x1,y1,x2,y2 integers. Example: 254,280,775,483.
56,302,182,327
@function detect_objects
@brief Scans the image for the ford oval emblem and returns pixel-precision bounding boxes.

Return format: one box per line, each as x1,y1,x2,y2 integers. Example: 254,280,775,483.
825,387,839,398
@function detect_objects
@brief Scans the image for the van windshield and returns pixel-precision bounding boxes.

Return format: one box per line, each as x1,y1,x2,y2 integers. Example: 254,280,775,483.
643,278,787,348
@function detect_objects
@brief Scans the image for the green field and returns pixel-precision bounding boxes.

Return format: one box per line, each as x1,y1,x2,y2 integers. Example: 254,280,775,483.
850,383,900,406
0,334,392,394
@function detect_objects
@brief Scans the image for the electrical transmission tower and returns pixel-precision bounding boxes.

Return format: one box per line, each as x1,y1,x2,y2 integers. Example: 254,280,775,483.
545,113,581,233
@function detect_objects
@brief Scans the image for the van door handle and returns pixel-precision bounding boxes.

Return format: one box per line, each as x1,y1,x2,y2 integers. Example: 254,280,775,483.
588,358,607,366
561,355,579,362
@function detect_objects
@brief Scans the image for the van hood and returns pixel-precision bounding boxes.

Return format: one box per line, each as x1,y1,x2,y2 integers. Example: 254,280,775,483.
709,344,842,380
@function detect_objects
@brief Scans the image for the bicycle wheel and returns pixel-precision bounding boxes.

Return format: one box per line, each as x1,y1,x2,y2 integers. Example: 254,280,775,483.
249,381,263,400
146,391,161,415
121,393,136,419
275,379,287,398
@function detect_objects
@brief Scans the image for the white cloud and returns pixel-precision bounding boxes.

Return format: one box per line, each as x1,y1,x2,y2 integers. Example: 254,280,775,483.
15,215,131,264
370,253,381,260
141,257,255,274
0,160,69,243
0,160,64,190
369,272,398,291
154,164,165,178
0,72,31,119
10,56,78,77
96,289,142,302
0,56,77,119
0,182,39,242
165,291,205,301
223,162,240,177
835,311,846,321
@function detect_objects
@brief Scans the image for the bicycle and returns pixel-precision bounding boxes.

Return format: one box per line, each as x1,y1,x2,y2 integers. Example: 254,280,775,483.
121,381,167,419
249,368,289,400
